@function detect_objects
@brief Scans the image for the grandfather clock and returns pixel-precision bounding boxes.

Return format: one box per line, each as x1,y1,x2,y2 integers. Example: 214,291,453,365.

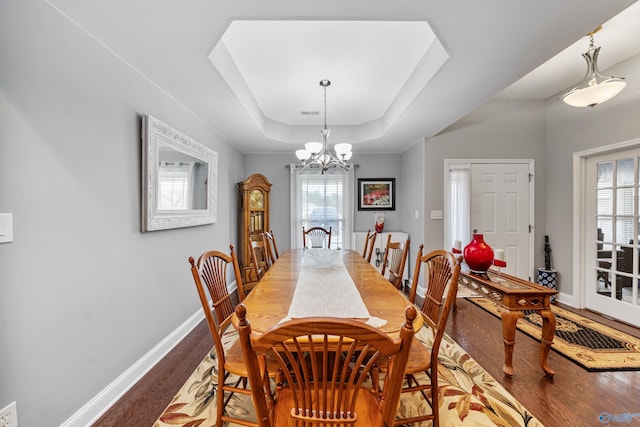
237,173,272,287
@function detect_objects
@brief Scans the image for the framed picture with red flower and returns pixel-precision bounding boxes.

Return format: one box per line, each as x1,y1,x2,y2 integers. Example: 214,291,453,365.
357,178,395,211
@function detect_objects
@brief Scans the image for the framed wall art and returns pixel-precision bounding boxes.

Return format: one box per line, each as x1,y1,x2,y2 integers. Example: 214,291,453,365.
357,178,395,211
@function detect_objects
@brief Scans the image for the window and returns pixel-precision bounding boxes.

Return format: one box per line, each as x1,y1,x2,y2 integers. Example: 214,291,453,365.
291,167,353,249
157,162,194,210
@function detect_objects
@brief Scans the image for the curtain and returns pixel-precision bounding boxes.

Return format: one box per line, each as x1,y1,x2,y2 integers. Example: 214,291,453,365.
447,164,471,249
290,166,354,249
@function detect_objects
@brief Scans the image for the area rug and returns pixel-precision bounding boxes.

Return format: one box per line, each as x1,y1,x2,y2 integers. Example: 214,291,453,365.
154,327,543,427
466,297,640,371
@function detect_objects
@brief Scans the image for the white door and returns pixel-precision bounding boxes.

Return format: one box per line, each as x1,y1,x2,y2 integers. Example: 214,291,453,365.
470,163,532,280
585,148,640,324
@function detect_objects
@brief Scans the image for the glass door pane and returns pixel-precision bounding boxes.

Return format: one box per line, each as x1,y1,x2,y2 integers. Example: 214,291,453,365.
587,150,640,324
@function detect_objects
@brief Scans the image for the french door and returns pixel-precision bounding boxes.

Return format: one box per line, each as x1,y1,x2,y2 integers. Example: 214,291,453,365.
585,148,640,324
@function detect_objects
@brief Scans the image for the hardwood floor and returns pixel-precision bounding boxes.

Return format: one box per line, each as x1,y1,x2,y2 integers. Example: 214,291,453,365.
93,320,213,427
93,298,640,426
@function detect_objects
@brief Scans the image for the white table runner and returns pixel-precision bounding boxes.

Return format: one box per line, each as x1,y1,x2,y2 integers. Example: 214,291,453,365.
285,250,387,327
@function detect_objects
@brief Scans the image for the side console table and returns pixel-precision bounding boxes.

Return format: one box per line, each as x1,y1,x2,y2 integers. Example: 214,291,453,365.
459,268,558,377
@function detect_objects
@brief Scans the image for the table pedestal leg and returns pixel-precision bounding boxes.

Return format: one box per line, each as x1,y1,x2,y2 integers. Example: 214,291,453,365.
498,308,523,377
540,308,556,377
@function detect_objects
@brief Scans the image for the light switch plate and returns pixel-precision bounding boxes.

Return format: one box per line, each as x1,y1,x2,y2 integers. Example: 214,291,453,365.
0,213,14,243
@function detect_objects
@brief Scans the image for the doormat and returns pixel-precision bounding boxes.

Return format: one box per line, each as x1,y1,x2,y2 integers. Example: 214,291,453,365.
466,297,640,371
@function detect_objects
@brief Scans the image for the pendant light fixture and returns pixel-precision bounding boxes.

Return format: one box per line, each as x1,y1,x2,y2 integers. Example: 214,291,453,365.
560,26,626,108
295,80,352,173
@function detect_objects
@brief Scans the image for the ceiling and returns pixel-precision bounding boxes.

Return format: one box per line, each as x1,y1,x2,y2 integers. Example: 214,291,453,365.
47,0,640,154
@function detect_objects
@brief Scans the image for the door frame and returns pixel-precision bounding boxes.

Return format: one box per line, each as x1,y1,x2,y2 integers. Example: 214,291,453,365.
444,158,535,280
572,137,640,310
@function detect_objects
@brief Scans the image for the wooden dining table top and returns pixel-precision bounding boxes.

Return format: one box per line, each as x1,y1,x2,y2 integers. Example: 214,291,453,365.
233,249,422,337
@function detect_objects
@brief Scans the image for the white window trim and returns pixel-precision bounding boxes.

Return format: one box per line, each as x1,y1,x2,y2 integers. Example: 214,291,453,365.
289,165,354,250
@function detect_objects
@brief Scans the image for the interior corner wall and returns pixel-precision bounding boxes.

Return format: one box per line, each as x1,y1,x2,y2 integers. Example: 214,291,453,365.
242,153,299,252
400,140,426,279
423,99,548,274
351,153,403,232
0,3,244,425
545,53,640,300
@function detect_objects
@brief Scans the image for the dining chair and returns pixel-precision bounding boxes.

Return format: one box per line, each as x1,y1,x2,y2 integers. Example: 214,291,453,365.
262,230,279,263
249,237,272,281
188,245,257,427
381,234,410,289
302,226,332,249
399,245,463,426
362,229,377,263
236,303,417,427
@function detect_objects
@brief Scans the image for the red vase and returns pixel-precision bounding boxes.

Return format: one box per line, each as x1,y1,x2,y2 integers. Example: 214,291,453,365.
463,233,494,273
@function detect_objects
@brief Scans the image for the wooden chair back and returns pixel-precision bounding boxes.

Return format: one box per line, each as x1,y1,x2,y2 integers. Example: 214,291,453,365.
302,226,332,249
189,246,267,426
189,245,245,331
394,247,462,426
409,246,462,361
381,235,410,289
362,229,377,263
249,237,271,280
262,230,279,263
236,304,417,427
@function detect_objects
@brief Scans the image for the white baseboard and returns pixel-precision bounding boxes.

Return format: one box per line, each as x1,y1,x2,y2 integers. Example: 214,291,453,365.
556,291,577,308
60,309,204,427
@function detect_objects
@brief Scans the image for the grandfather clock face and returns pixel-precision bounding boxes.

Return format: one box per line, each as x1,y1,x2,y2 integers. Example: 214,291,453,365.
249,189,264,209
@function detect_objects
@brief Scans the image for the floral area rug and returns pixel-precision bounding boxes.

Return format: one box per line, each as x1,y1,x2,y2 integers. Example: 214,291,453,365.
154,326,542,427
467,297,640,371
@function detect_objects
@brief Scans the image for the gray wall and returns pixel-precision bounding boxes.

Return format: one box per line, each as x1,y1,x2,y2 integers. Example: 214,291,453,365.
2,1,639,424
545,53,640,299
243,153,298,251
243,152,407,251
424,99,548,277
400,141,426,278
0,3,244,425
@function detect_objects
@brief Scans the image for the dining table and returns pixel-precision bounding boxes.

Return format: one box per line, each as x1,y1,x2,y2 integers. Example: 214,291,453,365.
232,248,423,337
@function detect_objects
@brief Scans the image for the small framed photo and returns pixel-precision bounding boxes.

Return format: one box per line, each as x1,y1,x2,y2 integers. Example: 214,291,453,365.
358,178,395,211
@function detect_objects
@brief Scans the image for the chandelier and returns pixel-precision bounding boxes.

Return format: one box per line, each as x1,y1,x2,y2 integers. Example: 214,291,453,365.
560,26,626,108
295,80,352,173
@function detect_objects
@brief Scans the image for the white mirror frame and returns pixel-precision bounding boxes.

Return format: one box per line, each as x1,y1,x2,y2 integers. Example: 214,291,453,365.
141,114,218,231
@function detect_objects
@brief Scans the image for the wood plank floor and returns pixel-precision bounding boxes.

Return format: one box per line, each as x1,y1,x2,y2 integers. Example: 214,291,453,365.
93,298,640,426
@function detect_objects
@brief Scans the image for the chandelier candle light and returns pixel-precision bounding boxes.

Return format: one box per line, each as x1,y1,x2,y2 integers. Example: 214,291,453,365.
295,80,353,173
560,26,626,108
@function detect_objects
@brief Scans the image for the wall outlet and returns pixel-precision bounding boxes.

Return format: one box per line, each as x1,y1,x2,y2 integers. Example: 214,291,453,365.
0,401,17,427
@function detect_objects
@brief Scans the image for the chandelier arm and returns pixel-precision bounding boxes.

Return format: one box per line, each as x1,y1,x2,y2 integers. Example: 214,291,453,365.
296,79,352,173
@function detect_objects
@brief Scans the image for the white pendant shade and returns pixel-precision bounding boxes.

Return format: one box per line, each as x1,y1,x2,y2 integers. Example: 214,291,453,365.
305,142,323,155
334,143,352,156
562,79,626,108
560,28,626,108
296,149,311,161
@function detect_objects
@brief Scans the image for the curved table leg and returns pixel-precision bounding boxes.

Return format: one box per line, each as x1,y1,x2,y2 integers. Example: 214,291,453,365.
540,308,556,377
498,307,523,377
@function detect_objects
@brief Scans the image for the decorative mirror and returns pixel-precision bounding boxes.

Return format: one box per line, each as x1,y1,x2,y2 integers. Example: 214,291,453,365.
141,114,218,231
